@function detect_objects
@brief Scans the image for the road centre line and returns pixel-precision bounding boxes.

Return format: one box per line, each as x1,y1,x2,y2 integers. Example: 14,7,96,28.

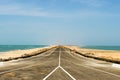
43,48,61,80
58,47,61,66
0,47,76,80
43,47,76,80
59,48,76,80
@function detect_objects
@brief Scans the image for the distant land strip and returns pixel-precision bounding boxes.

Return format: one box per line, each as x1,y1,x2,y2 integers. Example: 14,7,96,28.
63,46,120,64
0,45,120,64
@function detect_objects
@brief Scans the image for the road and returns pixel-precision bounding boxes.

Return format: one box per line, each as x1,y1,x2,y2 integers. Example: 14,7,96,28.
0,46,120,80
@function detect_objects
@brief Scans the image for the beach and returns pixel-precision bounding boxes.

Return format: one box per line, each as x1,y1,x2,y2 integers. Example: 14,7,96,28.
0,45,120,63
0,45,57,61
64,46,120,63
0,46,120,80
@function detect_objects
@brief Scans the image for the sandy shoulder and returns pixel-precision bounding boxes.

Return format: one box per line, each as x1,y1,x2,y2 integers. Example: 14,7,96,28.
64,46,120,61
0,45,56,60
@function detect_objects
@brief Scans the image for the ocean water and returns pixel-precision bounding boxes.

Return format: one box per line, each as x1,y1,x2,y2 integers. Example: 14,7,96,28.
0,45,47,52
82,46,120,50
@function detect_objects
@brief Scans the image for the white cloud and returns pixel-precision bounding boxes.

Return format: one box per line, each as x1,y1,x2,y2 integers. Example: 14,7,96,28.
0,0,65,17
0,0,119,18
71,0,108,7
0,3,69,18
0,4,50,17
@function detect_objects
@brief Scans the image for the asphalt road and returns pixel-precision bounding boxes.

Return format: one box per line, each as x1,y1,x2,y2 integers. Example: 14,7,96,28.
0,46,120,80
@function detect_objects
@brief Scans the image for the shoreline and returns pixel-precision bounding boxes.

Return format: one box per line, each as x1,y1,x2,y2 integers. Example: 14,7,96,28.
0,45,47,52
63,46,120,64
0,45,120,64
81,46,120,51
0,45,57,61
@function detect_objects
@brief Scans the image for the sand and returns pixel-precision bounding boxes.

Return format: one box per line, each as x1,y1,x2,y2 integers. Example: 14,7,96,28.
0,45,56,60
1,45,120,62
64,46,120,61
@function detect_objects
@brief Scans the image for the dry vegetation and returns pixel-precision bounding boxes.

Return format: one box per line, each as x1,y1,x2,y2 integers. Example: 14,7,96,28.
0,46,57,61
64,46,120,63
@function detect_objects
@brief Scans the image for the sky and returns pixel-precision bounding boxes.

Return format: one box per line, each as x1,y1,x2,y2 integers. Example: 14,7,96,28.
0,0,120,46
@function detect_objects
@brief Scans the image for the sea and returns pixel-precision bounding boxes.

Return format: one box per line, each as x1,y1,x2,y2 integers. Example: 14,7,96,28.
0,45,47,52
82,46,120,50
0,45,120,53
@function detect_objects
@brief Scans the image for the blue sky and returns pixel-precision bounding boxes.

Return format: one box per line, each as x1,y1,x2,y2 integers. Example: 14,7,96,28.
0,0,120,45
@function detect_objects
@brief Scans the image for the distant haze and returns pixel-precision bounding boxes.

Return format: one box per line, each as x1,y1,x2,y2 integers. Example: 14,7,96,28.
0,0,120,45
